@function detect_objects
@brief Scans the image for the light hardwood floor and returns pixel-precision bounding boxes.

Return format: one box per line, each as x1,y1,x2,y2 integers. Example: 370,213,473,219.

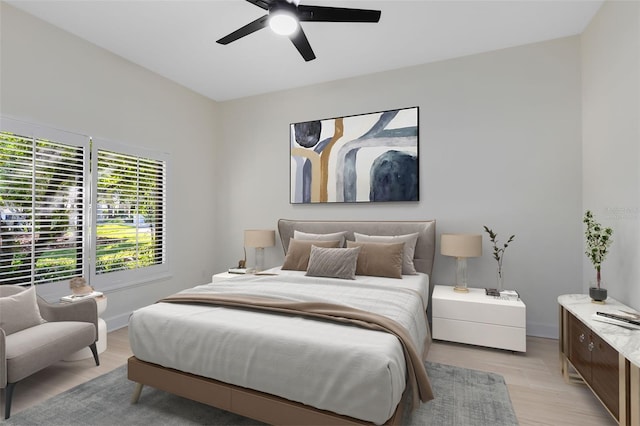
428,337,616,426
1,328,616,425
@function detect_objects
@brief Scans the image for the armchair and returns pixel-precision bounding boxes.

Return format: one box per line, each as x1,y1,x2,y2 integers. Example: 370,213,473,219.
0,285,99,419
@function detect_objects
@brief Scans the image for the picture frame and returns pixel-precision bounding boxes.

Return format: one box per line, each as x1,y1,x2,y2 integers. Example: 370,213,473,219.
290,106,419,204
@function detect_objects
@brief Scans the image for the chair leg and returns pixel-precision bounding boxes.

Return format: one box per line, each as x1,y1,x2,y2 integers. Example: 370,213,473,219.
4,382,16,420
89,342,100,366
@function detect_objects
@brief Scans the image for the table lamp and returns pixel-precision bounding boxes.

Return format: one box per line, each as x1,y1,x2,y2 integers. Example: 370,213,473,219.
441,233,482,293
244,229,276,272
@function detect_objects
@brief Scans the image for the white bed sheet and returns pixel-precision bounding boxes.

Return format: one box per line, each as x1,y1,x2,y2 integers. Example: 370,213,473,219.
271,267,430,308
129,270,430,425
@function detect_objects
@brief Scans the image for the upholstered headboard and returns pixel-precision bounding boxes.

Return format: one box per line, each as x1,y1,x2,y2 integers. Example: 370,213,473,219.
277,219,436,278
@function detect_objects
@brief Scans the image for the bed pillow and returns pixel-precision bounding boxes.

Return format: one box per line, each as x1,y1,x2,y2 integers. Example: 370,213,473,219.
0,286,46,335
346,241,404,279
353,232,419,275
282,239,341,271
294,230,348,248
305,246,361,280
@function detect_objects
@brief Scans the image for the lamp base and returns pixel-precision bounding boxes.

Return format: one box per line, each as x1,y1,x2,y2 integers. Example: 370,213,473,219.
453,257,470,294
254,247,265,273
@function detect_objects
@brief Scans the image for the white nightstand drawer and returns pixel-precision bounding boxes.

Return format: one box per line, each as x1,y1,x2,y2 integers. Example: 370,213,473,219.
432,285,527,352
433,317,527,352
433,296,525,328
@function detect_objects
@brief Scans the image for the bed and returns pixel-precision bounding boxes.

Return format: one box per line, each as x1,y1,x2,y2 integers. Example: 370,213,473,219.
127,219,436,425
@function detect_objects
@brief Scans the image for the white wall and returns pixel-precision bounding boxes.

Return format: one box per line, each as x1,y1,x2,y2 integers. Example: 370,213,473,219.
581,0,640,310
217,37,584,338
1,3,221,329
4,2,612,339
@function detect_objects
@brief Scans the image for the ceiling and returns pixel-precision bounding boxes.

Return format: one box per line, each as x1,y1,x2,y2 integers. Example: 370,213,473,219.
7,0,603,102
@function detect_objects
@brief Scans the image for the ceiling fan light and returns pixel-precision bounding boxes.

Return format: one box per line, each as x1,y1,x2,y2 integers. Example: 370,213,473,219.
269,12,299,36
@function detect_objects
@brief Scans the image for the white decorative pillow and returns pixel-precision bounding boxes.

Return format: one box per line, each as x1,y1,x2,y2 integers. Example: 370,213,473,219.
305,245,361,280
0,286,46,335
294,230,348,248
354,232,419,275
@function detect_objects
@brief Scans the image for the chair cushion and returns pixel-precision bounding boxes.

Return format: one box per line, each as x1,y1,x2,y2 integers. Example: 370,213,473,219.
5,322,95,383
0,286,46,335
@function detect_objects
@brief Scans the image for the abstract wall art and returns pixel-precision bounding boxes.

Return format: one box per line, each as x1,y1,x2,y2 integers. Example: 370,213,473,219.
290,106,419,204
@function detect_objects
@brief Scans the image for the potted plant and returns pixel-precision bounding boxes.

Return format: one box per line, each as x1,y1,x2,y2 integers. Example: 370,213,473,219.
483,226,515,291
583,210,613,302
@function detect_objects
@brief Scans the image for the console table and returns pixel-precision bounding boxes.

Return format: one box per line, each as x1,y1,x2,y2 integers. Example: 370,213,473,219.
558,294,640,426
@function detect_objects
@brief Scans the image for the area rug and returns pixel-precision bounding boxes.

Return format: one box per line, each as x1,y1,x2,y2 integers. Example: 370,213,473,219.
5,362,518,426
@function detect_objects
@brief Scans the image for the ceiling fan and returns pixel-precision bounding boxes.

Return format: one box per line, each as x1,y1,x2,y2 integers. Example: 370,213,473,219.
216,0,381,62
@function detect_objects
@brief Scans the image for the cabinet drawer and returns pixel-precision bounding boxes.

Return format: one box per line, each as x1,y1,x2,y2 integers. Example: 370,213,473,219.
568,314,592,381
567,312,619,421
591,333,619,419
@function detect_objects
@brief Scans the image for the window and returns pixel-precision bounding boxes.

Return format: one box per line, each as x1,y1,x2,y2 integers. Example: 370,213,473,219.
0,117,169,295
0,120,88,288
91,139,168,290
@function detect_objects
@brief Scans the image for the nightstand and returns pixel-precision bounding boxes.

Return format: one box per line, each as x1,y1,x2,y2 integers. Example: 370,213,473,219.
432,285,526,352
212,271,245,283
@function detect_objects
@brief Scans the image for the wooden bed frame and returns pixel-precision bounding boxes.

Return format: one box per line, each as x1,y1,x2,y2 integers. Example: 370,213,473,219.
128,219,436,425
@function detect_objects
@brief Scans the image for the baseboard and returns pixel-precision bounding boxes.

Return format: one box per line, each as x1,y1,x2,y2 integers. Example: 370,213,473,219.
105,311,131,332
527,322,558,339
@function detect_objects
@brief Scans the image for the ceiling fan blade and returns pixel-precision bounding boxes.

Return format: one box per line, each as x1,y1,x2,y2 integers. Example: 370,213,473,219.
216,15,269,45
297,5,381,23
289,27,316,62
245,0,272,11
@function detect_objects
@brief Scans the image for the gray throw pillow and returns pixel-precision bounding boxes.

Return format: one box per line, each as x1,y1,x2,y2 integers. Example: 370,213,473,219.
354,232,419,275
305,245,361,280
0,286,46,335
294,230,348,248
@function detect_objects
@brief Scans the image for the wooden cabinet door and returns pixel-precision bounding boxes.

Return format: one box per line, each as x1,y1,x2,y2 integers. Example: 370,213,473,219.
591,333,619,420
568,313,592,382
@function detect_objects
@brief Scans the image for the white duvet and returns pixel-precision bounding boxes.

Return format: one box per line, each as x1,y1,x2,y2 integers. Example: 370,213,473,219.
129,268,430,425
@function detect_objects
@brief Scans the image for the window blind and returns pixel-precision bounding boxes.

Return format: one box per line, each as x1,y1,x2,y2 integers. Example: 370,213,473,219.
1,117,169,293
94,148,166,275
0,124,87,286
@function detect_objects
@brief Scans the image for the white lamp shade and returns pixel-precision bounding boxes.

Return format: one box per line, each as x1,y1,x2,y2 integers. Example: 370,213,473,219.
244,229,276,248
440,234,482,258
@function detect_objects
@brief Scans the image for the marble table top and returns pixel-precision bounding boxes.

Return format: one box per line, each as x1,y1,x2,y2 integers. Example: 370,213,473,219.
558,294,640,368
